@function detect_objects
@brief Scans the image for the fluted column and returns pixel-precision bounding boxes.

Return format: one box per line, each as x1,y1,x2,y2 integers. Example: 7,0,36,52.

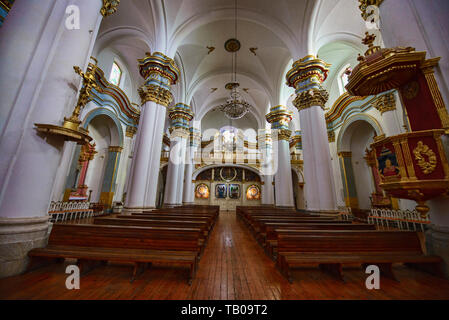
0,0,119,278
183,127,200,204
286,55,337,212
164,104,194,207
266,106,294,208
124,52,180,211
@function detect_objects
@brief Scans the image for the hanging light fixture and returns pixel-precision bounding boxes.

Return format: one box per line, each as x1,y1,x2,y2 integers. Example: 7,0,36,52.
217,0,251,120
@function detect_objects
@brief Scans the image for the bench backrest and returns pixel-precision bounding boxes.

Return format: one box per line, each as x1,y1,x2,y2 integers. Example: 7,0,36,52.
277,230,423,255
94,217,208,231
49,224,202,252
265,224,376,240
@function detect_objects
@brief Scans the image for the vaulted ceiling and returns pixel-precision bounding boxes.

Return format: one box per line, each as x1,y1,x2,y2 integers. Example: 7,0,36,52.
94,0,368,130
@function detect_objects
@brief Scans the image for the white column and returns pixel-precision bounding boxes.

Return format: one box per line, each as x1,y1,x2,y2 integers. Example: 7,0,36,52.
164,136,181,206
300,106,337,211
125,101,166,209
273,135,295,207
286,55,337,212
114,130,134,202
0,0,109,278
183,148,196,204
259,132,275,206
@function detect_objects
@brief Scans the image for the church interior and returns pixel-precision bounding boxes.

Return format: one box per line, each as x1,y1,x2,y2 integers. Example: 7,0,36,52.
1,0,449,300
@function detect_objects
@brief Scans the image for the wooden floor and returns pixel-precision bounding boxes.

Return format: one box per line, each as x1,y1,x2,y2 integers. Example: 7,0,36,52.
1,211,449,300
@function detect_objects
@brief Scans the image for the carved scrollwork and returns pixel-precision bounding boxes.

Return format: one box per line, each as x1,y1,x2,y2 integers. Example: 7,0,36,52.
413,141,437,174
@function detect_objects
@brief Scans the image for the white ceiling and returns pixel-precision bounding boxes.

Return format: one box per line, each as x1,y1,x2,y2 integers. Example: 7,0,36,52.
94,0,368,130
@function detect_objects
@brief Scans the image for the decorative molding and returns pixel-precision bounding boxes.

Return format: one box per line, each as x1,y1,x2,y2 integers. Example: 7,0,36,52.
413,141,437,174
126,126,137,138
373,91,396,114
138,84,173,107
328,130,335,143
101,0,120,17
358,0,383,21
293,88,329,111
108,145,123,153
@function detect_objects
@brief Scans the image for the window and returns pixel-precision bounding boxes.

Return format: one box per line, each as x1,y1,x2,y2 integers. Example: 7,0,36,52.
109,61,122,86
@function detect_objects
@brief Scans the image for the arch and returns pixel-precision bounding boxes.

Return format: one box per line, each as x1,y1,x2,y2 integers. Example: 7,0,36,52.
337,114,383,153
192,164,261,180
82,108,124,147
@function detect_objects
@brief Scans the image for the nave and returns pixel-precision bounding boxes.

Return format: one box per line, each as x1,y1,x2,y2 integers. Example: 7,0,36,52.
1,211,449,300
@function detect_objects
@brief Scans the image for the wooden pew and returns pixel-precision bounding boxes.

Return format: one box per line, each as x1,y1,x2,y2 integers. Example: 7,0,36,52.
275,230,443,283
27,224,203,284
263,223,376,259
121,214,215,230
94,217,210,241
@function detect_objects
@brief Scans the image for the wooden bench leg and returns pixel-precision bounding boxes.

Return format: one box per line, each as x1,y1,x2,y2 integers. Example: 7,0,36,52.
405,262,445,278
130,262,145,283
319,263,344,282
378,263,398,281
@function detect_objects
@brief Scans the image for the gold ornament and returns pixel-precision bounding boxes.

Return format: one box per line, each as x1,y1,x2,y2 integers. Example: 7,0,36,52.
413,141,437,174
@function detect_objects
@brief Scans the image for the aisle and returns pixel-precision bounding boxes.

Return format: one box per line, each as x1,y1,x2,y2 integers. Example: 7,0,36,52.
1,211,449,299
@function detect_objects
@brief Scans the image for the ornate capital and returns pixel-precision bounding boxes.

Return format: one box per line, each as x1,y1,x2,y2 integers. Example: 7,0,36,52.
137,52,180,107
101,0,120,17
265,105,293,130
358,0,383,21
79,142,97,162
169,103,194,133
189,127,201,147
286,55,331,112
293,88,329,111
272,129,292,141
338,151,352,158
108,146,123,153
126,126,137,138
169,127,190,139
373,92,396,114
138,84,173,107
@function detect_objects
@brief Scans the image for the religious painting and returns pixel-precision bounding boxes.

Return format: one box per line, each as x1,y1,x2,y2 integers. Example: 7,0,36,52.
195,183,210,199
229,184,240,199
215,184,227,198
246,185,261,200
377,147,400,179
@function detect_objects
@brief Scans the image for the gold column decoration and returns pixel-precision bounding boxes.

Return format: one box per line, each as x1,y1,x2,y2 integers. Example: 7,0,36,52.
373,92,396,115
137,52,180,108
101,0,120,17
125,126,137,138
34,57,101,145
286,55,331,112
421,58,449,133
265,105,293,141
328,130,335,143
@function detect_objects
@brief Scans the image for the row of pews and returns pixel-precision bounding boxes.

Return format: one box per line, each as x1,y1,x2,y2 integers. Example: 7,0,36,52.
27,205,219,284
236,206,444,283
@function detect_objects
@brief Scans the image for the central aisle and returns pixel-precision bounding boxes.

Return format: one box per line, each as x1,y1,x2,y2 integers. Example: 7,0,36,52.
1,211,449,299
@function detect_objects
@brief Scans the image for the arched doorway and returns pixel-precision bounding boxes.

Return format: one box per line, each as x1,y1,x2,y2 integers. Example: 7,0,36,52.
337,116,382,210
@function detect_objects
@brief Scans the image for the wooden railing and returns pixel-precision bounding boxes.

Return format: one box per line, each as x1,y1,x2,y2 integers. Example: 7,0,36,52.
48,201,95,223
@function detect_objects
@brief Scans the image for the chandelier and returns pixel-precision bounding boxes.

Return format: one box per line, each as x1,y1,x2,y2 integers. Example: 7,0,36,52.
217,0,252,120
218,83,251,119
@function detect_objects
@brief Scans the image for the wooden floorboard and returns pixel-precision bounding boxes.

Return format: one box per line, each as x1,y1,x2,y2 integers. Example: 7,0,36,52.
1,211,449,300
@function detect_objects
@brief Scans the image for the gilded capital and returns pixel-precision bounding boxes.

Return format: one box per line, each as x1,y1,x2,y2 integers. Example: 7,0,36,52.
286,55,331,112
169,103,194,133
108,145,123,153
272,129,292,141
101,0,120,17
338,151,352,158
265,105,293,130
293,88,329,111
137,52,180,107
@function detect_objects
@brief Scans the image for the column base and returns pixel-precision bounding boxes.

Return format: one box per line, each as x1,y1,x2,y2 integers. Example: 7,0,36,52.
0,216,50,278
425,224,449,280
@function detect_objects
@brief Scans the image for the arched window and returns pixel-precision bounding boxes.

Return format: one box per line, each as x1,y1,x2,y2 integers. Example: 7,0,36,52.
109,61,122,86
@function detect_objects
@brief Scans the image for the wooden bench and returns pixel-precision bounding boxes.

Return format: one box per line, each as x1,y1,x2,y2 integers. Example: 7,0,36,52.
94,217,210,240
121,214,215,230
263,223,376,259
276,230,443,283
28,224,203,284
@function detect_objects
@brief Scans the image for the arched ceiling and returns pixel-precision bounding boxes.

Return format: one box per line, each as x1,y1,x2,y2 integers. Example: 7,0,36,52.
94,0,369,130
